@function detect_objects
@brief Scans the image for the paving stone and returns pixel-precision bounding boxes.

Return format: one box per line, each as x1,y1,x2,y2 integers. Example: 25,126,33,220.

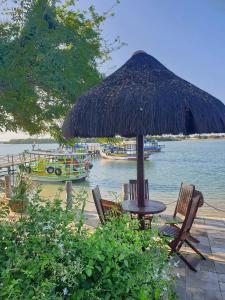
205,219,225,226
195,235,211,246
192,229,208,237
214,261,225,274
197,244,212,255
210,238,225,248
204,290,223,300
219,281,225,292
211,248,225,262
186,270,220,290
185,287,205,300
194,218,205,225
208,232,225,239
185,287,222,300
217,273,225,282
199,258,216,272
175,284,186,300
222,292,225,300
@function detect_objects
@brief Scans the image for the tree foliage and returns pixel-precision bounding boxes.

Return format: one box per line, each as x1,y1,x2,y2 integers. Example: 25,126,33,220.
0,0,120,138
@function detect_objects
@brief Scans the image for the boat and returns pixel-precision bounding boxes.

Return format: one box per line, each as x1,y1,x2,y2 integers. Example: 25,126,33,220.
144,140,164,152
23,150,93,182
100,144,150,161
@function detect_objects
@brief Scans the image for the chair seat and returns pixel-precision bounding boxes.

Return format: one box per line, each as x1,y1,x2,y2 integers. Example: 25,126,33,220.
159,224,180,238
164,216,183,225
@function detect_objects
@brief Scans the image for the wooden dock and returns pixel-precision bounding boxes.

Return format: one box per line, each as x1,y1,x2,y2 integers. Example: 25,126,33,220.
0,153,38,170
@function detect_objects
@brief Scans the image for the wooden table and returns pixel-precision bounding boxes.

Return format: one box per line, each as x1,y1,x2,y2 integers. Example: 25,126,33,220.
122,199,166,229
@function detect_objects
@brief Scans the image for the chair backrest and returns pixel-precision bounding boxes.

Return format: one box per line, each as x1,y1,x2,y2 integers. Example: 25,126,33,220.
92,186,105,224
178,193,201,241
128,179,149,200
123,183,129,201
193,190,204,207
173,183,195,218
100,199,122,217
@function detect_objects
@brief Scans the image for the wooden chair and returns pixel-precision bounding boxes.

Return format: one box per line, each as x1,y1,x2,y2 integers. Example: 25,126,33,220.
92,186,122,225
165,183,204,243
123,180,151,228
100,199,122,218
128,179,149,200
168,183,195,224
160,192,206,272
123,183,129,201
92,186,105,225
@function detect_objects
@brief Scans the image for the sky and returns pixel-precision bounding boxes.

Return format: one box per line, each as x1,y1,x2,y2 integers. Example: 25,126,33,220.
1,0,225,140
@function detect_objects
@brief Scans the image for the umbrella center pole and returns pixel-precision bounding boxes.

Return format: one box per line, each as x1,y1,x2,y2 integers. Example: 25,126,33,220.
136,135,145,207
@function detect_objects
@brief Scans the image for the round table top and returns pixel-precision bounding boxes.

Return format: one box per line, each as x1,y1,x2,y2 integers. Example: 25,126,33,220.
121,199,166,215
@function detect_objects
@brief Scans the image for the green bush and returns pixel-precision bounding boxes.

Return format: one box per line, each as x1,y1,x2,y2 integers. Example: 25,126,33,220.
0,190,175,300
76,215,175,300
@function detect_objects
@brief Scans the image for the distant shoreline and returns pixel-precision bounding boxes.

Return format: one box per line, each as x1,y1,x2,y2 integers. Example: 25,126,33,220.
0,139,56,144
1,136,225,144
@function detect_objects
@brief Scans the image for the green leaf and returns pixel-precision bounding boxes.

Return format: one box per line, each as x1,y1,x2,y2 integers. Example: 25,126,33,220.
85,268,92,277
124,259,128,267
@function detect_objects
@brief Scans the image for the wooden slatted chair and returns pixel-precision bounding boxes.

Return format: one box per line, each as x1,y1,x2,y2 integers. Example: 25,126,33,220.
92,186,122,225
160,192,206,272
123,180,151,228
166,183,195,225
165,183,204,243
128,179,149,200
92,186,105,225
100,199,122,218
123,183,129,201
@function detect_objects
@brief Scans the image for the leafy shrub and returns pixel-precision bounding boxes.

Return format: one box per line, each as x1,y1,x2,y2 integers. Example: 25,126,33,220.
8,169,34,213
0,198,9,219
0,190,175,300
75,215,175,300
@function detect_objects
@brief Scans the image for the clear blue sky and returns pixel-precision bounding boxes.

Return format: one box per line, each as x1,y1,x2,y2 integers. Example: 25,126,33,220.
78,0,225,103
1,0,225,140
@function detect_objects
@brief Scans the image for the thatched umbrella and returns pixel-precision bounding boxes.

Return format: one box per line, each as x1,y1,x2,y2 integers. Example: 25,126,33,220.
63,50,225,209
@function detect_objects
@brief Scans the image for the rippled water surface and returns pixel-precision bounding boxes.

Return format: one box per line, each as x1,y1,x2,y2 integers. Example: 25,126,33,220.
1,140,225,215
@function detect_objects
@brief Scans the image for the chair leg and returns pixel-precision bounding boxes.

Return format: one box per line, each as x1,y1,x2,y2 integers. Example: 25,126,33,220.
169,242,198,272
185,239,206,260
188,234,200,244
175,251,197,272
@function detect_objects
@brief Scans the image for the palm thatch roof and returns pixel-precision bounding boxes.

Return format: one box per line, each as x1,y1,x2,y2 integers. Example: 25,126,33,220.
63,51,225,138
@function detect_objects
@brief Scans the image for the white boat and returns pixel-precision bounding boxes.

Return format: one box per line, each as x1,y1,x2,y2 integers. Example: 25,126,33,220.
100,144,150,161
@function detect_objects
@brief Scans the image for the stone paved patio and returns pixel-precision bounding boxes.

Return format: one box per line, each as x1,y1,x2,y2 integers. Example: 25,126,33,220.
172,216,225,300
84,201,225,300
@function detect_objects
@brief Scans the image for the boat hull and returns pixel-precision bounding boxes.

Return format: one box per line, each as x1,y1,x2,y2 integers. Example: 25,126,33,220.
30,173,87,183
100,151,150,161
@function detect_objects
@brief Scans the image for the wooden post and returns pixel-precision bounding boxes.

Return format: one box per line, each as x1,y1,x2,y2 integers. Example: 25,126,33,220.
5,175,12,198
66,181,73,210
137,135,145,207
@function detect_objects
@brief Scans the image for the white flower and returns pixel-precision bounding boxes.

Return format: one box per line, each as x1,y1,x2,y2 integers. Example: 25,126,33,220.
63,287,68,295
173,261,179,267
43,225,51,230
58,243,64,249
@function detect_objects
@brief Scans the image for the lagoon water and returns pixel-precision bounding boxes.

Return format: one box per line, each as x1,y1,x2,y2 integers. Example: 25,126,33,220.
1,140,225,216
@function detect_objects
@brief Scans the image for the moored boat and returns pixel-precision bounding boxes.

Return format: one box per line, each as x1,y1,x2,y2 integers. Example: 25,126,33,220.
23,150,93,182
144,140,164,152
100,143,150,161
100,151,150,160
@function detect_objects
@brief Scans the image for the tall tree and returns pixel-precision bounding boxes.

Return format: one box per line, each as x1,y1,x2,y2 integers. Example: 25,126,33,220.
0,0,120,140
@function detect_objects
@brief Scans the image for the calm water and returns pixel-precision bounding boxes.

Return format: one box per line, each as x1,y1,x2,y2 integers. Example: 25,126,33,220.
1,140,225,215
